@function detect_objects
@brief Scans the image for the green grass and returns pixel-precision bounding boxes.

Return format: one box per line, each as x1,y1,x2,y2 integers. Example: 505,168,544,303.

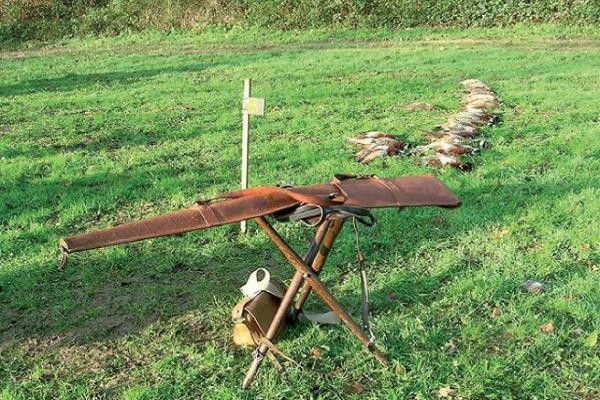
1,26,599,399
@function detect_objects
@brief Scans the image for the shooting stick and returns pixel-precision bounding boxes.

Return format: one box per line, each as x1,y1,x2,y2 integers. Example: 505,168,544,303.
242,215,386,388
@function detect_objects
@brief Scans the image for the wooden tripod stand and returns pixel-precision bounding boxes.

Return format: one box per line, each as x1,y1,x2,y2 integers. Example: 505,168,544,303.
242,214,388,388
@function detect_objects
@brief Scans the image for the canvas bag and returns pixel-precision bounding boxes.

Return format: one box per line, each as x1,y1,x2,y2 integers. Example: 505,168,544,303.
231,269,288,347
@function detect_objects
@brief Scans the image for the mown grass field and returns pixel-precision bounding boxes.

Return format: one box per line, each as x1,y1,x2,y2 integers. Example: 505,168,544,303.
1,26,599,399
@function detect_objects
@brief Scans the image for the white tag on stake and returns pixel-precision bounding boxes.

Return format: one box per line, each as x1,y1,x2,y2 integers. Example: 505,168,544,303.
243,97,265,116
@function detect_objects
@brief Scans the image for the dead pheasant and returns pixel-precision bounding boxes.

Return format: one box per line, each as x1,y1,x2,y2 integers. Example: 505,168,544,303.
426,132,464,143
422,79,499,171
347,79,498,169
416,140,475,156
440,120,480,137
423,154,472,172
348,131,407,164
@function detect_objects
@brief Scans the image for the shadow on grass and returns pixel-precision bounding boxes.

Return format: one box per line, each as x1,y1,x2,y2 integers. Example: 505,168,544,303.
0,62,217,97
0,45,297,99
0,166,595,360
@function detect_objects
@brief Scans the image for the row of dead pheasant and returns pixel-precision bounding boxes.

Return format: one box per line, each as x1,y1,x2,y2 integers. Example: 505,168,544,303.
348,79,499,171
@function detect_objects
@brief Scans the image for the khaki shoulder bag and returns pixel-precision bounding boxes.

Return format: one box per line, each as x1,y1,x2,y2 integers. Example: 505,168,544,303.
231,268,288,347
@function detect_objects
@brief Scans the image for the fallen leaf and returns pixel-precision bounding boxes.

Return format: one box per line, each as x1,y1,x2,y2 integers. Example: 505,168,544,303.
433,216,444,226
444,340,457,355
523,279,544,294
40,370,54,382
493,228,509,239
584,330,598,347
343,381,364,394
540,321,554,333
491,307,502,317
392,360,405,375
309,347,322,359
569,328,585,338
403,102,435,111
582,259,597,270
338,267,351,282
437,386,456,398
386,292,398,301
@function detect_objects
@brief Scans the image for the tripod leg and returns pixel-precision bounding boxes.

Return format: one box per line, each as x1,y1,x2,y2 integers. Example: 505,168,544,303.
254,217,387,366
293,218,344,317
242,270,304,388
302,219,332,267
242,220,331,388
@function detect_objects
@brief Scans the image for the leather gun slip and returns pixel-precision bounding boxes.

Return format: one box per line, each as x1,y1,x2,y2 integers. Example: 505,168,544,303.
59,175,460,256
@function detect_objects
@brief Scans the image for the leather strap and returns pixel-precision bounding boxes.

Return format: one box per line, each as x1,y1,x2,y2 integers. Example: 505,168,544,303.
232,297,254,323
330,174,373,199
247,331,299,370
371,176,405,206
276,205,374,227
301,311,341,325
260,337,300,368
351,217,375,345
198,185,344,207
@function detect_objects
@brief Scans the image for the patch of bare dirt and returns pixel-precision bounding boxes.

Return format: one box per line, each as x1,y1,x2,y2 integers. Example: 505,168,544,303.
2,310,212,393
403,102,435,111
1,273,199,349
2,37,598,61
0,124,11,135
